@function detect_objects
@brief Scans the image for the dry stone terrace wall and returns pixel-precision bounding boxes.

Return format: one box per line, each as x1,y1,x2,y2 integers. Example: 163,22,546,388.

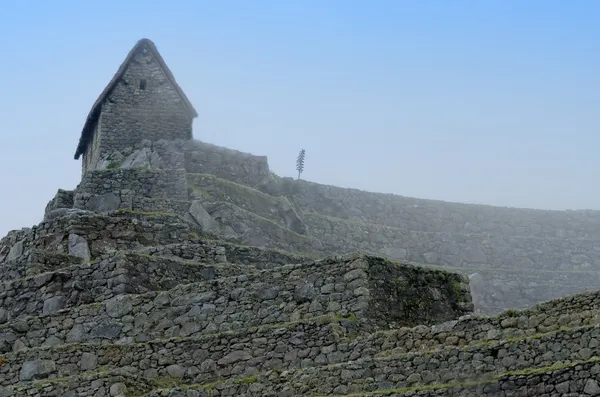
73,168,188,213
0,212,194,263
187,173,305,233
302,211,600,313
145,241,311,270
0,369,151,397
305,212,600,271
91,138,270,188
199,201,325,257
138,359,600,397
0,255,470,353
0,252,247,323
467,268,600,313
182,139,270,188
0,318,360,387
0,249,83,281
212,322,600,396
288,179,600,239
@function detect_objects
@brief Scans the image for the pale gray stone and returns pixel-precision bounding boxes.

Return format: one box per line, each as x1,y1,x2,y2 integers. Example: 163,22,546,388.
42,296,66,315
188,200,220,233
19,360,56,381
585,379,600,396
105,295,133,318
68,234,91,261
85,192,121,212
80,352,98,370
7,240,24,261
110,383,128,396
166,364,186,378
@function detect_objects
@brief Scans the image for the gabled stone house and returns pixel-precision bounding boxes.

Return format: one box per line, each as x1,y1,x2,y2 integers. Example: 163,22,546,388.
74,38,198,174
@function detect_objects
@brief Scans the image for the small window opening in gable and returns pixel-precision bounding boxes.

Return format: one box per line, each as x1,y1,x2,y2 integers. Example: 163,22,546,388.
139,79,147,90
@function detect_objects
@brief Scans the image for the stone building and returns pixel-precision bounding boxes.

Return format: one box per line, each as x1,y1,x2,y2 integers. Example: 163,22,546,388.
73,38,198,175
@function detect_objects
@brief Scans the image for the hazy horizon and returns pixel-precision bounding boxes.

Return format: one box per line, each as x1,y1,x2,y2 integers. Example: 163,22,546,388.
1,0,600,237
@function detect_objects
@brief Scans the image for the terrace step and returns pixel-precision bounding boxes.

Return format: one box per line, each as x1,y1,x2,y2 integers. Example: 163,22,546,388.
320,358,600,396
0,251,248,323
140,240,313,269
0,249,83,282
5,301,597,392
0,254,471,353
0,315,359,388
0,211,200,266
2,272,599,362
113,357,600,397
269,321,600,396
133,323,600,396
0,368,154,397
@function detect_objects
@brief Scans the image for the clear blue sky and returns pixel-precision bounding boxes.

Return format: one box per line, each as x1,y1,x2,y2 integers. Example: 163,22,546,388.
1,0,599,236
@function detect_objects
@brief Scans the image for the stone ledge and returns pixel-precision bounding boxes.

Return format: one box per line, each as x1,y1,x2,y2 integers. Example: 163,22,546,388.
187,173,290,226
200,201,325,257
143,240,314,269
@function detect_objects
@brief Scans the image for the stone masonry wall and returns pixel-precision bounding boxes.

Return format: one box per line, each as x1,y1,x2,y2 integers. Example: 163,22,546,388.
0,254,471,354
0,212,193,263
9,294,599,396
84,138,270,189
137,359,600,397
183,140,270,188
86,43,192,174
279,322,600,396
73,168,189,214
289,179,600,239
0,319,359,387
304,213,600,271
0,251,247,323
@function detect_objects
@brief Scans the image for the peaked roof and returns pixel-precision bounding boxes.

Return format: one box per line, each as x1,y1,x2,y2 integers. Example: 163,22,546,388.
74,38,198,160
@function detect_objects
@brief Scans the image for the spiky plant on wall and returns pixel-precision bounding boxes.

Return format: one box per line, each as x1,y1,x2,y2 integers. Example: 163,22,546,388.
296,149,306,180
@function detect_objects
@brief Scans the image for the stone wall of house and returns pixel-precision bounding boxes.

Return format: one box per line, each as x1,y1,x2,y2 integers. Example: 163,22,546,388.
85,44,193,174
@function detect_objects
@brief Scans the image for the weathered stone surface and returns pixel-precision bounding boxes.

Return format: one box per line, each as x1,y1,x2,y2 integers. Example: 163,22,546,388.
187,200,220,233
19,360,56,381
67,233,91,261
